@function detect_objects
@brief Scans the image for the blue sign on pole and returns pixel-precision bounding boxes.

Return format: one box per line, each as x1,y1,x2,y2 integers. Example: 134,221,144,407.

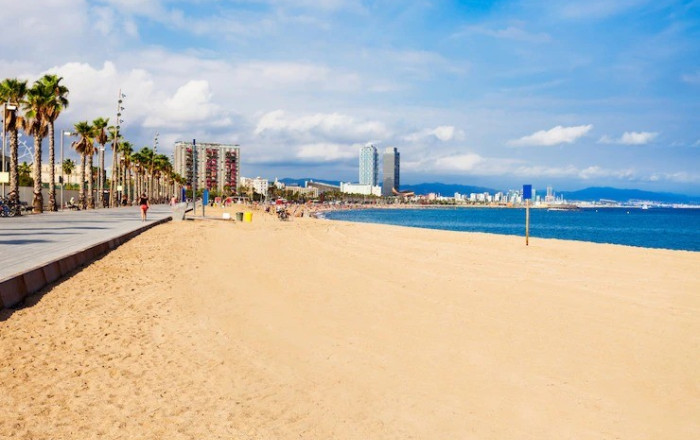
203,189,209,205
181,187,186,202
523,184,532,200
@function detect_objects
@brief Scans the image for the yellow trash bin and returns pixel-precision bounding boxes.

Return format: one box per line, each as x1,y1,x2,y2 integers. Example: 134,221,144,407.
243,211,253,222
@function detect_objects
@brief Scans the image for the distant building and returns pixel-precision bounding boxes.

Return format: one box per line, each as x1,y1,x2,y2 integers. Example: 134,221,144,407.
359,144,378,186
40,163,81,186
251,177,268,197
285,185,319,198
174,141,240,194
306,180,340,194
340,182,381,197
382,147,400,197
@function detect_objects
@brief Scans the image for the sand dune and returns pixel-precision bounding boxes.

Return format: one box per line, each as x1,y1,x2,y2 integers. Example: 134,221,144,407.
1,207,698,439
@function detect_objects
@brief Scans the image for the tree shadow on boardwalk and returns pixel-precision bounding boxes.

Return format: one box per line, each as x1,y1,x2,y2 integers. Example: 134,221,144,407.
0,240,52,245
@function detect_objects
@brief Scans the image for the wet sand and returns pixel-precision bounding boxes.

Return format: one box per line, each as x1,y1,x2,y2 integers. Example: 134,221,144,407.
1,207,698,439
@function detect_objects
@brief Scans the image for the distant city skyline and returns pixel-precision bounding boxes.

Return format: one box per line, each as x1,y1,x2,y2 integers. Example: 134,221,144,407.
1,1,698,195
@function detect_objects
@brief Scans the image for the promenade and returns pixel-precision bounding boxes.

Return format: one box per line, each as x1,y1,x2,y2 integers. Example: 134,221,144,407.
0,205,172,309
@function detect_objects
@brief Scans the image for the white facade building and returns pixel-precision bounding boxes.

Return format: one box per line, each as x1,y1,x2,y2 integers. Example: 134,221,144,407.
340,182,382,197
251,177,268,196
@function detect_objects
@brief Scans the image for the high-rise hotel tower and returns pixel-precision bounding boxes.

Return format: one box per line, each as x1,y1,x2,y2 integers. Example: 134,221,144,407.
359,144,378,186
382,147,400,196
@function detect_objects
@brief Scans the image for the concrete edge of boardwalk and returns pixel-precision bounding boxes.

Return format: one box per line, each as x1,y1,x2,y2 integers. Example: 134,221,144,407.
0,216,172,310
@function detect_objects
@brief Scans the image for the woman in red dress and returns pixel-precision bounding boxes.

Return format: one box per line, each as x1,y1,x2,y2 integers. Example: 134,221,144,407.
139,193,149,221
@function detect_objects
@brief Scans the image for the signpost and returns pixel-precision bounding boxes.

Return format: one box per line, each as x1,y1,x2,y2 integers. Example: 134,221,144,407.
192,139,197,216
203,189,209,217
523,184,532,246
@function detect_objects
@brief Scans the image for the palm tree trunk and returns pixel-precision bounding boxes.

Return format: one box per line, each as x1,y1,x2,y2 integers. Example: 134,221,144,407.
78,153,86,208
123,164,129,205
9,129,19,204
48,123,57,211
87,153,94,209
32,134,44,213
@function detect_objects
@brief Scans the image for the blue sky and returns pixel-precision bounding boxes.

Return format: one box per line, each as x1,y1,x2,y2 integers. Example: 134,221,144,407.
1,0,699,194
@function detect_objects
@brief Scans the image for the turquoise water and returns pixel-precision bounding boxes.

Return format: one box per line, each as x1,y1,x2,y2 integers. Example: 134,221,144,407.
322,207,700,252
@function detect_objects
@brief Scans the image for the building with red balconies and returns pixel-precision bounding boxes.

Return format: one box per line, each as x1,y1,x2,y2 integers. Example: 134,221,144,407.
173,141,240,194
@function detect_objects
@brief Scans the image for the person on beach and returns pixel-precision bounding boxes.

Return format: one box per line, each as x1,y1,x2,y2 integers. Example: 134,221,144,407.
139,193,149,221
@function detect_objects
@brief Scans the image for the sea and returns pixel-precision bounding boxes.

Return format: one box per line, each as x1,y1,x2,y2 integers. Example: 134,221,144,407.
321,207,700,252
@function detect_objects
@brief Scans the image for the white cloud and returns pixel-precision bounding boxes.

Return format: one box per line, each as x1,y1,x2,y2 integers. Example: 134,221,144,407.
143,80,230,128
508,125,593,146
433,153,483,171
296,143,358,161
404,126,464,143
454,25,551,43
254,110,390,142
648,171,699,184
598,131,658,145
510,164,637,180
230,61,361,92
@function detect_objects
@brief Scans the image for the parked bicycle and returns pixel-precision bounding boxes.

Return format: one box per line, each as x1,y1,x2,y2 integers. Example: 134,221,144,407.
0,197,22,217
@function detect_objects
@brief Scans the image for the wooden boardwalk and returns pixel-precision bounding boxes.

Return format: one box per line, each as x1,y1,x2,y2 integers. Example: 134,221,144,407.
0,205,173,308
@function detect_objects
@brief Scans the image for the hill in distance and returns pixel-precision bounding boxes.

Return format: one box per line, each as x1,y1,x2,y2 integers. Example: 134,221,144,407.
559,187,700,204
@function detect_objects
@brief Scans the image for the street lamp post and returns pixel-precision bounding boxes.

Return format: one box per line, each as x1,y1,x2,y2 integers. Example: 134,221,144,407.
2,102,6,198
99,146,105,208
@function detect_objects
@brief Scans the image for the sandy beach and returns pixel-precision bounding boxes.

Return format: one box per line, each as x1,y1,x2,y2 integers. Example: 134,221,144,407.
1,206,698,439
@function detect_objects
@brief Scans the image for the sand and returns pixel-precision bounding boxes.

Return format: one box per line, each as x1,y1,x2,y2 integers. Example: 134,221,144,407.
1,206,698,439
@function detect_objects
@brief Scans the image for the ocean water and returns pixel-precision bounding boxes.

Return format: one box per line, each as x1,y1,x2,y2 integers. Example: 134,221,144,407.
322,207,700,252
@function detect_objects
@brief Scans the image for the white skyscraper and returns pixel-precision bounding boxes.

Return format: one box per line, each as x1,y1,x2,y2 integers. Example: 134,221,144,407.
359,144,378,186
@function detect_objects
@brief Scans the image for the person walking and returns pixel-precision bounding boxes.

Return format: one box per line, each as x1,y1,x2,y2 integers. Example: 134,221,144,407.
139,192,149,221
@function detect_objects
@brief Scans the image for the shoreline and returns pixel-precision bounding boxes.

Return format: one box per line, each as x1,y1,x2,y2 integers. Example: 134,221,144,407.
311,205,699,253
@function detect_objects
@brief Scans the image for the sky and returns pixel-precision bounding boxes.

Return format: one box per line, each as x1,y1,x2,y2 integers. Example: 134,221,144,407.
1,0,699,194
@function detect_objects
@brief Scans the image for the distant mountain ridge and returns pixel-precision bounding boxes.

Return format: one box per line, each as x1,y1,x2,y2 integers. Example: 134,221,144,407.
559,187,700,204
277,178,698,203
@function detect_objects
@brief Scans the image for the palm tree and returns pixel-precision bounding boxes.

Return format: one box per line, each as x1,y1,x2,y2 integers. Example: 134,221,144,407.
62,158,75,187
0,78,28,205
92,117,109,208
85,131,97,209
18,161,33,186
39,74,69,211
137,147,155,199
23,81,52,213
72,121,93,209
153,154,171,202
131,149,145,198
119,141,134,204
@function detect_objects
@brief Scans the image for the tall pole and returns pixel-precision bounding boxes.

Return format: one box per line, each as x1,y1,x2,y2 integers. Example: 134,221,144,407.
2,103,6,197
111,89,124,207
60,130,64,209
525,199,530,246
192,138,197,216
